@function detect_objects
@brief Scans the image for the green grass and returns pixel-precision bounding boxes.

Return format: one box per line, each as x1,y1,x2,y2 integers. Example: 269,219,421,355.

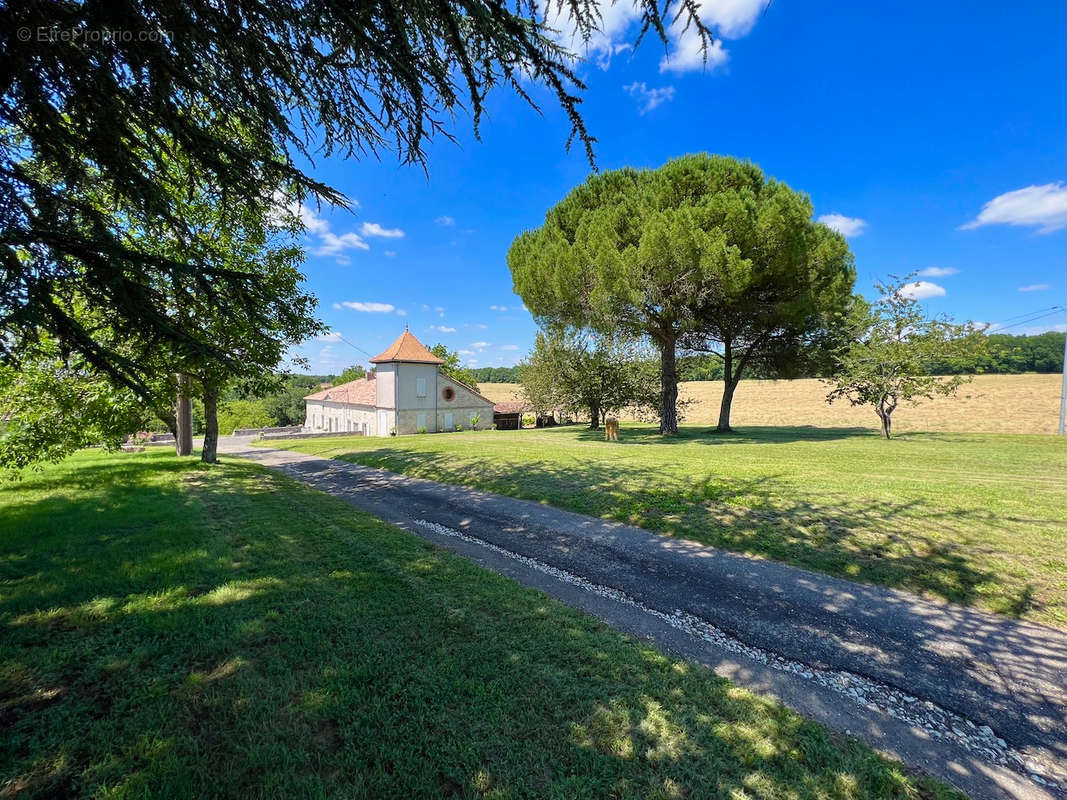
0,449,960,799
263,425,1067,628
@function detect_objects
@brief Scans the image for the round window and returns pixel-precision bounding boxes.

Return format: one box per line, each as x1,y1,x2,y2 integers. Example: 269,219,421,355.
442,387,455,401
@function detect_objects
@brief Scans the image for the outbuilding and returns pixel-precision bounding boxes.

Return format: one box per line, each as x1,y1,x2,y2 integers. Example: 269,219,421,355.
303,329,495,436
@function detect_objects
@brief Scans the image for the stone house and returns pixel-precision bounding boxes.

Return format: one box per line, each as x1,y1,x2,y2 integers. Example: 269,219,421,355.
303,329,495,436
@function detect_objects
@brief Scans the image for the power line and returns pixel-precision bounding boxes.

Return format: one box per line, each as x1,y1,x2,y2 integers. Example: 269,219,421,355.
988,303,1067,327
990,305,1067,333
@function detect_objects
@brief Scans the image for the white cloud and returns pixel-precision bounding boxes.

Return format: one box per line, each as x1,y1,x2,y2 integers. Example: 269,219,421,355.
430,325,457,333
500,344,520,351
396,309,407,316
435,215,455,226
917,267,958,277
541,0,763,75
623,82,675,114
659,0,766,74
899,281,946,300
384,250,397,258
1018,283,1052,292
315,231,369,256
961,183,1067,234
335,256,351,266
489,304,509,312
435,306,445,317
659,27,729,74
360,222,405,238
470,341,491,350
313,331,342,341
339,301,395,313
457,349,474,356
818,214,867,238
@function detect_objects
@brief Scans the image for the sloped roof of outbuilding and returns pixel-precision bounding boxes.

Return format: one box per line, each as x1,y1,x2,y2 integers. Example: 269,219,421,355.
303,373,377,406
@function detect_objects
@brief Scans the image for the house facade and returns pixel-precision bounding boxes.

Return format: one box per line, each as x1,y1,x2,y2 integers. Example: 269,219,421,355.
303,329,495,436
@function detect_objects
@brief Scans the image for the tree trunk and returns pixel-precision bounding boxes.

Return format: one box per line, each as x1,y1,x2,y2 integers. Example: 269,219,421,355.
175,373,193,456
658,334,678,435
589,404,601,430
876,395,896,439
717,379,738,432
716,344,736,432
202,383,220,463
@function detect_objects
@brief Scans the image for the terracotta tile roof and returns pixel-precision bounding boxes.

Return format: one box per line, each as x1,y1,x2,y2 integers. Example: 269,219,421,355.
493,401,527,414
303,373,378,405
370,330,444,364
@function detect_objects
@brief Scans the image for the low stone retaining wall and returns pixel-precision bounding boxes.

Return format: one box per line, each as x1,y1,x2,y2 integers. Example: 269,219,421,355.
259,430,366,441
232,425,304,437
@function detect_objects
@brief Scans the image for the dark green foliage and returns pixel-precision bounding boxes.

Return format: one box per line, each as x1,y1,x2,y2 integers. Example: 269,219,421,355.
509,154,855,434
1,0,715,392
470,365,523,382
335,364,367,385
929,331,1065,375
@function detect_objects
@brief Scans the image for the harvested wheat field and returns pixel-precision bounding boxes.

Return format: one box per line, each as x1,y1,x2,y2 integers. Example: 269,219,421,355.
481,373,1064,434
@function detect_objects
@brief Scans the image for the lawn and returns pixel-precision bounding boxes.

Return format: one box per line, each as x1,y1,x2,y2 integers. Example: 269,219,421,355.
264,425,1067,628
0,449,959,799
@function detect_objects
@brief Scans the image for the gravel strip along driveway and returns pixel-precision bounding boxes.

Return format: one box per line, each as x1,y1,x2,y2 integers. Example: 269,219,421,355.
223,438,1067,800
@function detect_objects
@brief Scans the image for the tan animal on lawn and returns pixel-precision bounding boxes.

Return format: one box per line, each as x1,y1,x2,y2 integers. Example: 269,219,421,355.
604,418,620,441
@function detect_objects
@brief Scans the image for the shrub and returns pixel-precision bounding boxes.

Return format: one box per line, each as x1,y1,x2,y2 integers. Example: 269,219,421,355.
455,424,463,432
417,426,427,434
470,414,480,429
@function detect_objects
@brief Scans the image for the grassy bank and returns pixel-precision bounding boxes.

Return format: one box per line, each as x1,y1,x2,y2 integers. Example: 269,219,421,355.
0,449,959,798
264,426,1067,628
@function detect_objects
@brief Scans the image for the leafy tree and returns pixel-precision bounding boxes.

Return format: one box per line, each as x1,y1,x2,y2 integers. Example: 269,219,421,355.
0,347,148,472
825,276,987,439
509,154,854,434
216,399,276,436
335,364,367,385
679,179,856,431
3,0,717,393
520,329,659,428
508,156,711,433
430,344,480,391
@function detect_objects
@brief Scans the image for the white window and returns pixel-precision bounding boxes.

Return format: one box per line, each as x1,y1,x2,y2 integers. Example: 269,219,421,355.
416,377,427,397
416,412,427,430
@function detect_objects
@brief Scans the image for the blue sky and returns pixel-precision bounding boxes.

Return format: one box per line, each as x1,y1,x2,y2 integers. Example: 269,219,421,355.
288,0,1067,375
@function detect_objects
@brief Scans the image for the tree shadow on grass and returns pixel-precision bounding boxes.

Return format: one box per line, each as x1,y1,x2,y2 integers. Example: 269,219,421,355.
0,454,962,799
567,424,879,446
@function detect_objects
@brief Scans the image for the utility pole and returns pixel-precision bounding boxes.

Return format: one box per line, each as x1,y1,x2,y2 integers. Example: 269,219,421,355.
1059,330,1067,435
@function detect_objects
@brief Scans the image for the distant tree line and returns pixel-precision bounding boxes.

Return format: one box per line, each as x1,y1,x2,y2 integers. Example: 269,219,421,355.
470,366,523,383
675,331,1064,381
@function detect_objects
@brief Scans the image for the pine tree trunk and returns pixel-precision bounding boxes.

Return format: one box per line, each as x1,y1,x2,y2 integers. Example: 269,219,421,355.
658,334,678,435
175,373,193,456
202,383,220,464
716,345,736,432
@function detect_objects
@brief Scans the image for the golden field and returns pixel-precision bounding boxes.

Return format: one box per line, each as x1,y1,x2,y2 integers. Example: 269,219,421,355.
480,373,1066,435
